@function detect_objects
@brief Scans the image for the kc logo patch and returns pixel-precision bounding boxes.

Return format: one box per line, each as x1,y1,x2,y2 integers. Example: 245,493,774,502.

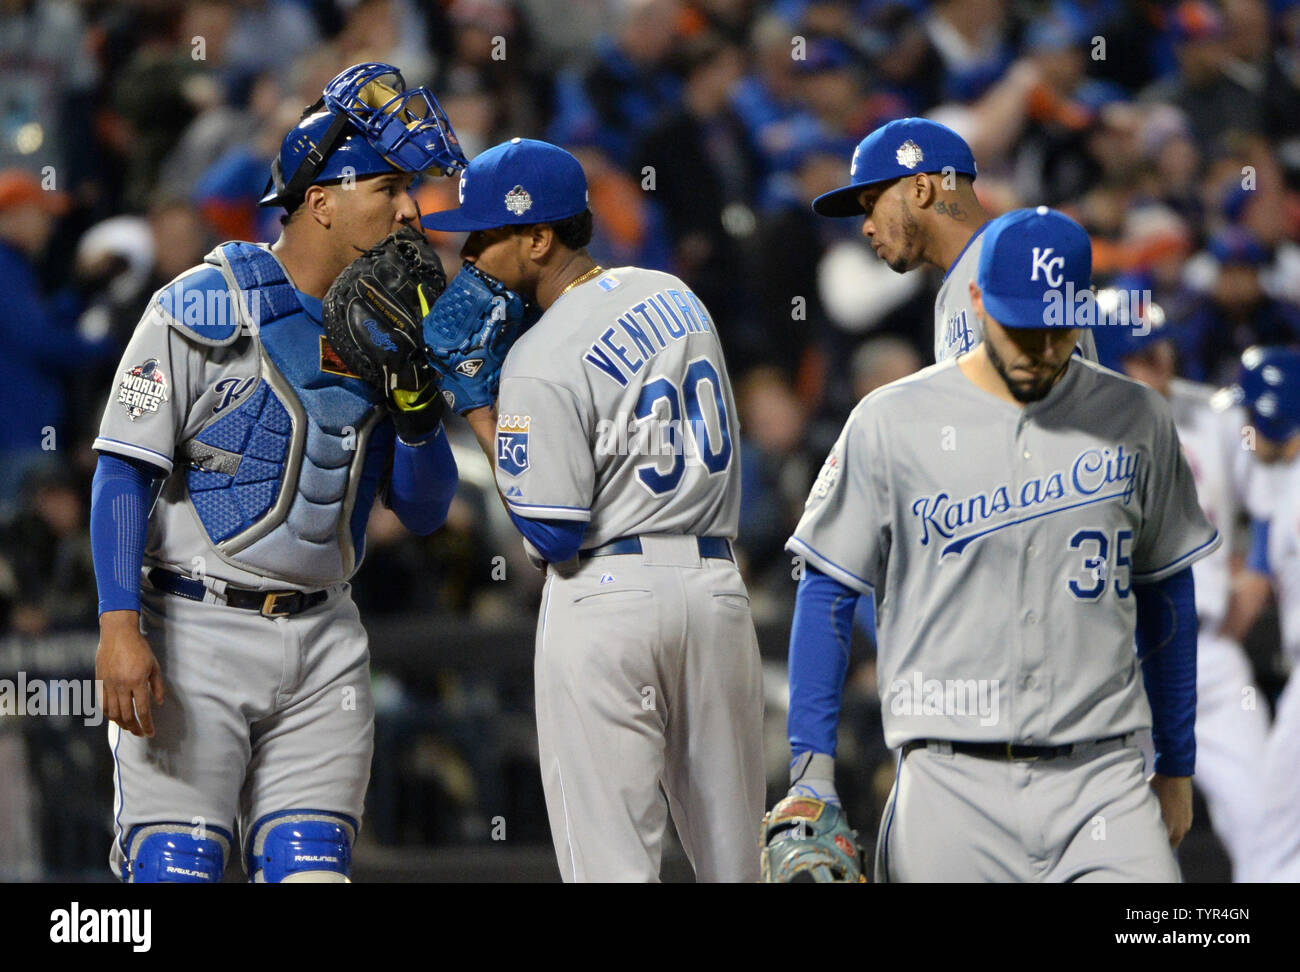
117,358,169,420
497,413,530,477
504,185,533,215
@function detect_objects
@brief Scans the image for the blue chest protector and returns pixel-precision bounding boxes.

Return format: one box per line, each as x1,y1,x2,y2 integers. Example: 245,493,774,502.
173,243,391,587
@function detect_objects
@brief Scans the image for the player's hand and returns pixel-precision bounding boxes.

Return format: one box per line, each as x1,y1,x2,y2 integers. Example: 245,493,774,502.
96,610,165,738
1149,774,1193,849
788,750,841,806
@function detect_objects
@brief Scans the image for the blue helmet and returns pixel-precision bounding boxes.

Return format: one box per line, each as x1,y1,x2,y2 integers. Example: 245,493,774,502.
1091,288,1170,371
1220,346,1300,443
260,62,467,209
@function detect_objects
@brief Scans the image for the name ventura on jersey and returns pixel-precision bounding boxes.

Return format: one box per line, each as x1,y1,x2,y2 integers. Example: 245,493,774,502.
910,444,1142,557
583,287,714,387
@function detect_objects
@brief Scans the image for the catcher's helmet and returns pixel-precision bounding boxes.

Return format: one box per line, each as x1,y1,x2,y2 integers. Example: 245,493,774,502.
1216,346,1300,444
260,62,467,209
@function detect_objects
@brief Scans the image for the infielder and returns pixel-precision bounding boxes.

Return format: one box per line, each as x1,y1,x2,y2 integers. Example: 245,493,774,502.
90,63,466,882
811,117,1097,365
421,138,764,882
764,207,1219,882
1217,347,1300,882
1092,308,1270,881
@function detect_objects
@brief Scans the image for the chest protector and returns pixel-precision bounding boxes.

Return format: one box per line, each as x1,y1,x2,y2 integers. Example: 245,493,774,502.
177,243,386,587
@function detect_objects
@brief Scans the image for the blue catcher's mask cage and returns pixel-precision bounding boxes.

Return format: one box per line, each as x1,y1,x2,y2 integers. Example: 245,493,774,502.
259,62,468,210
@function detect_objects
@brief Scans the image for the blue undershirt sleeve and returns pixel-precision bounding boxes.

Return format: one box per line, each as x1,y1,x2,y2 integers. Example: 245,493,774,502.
1134,566,1198,777
507,510,586,563
789,563,859,758
387,427,458,536
90,452,162,616
1246,517,1271,575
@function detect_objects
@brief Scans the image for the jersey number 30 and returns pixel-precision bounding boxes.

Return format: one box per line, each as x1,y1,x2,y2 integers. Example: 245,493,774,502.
635,358,732,495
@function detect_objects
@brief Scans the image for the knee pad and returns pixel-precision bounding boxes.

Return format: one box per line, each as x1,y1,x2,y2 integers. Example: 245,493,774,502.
246,811,356,883
122,823,231,883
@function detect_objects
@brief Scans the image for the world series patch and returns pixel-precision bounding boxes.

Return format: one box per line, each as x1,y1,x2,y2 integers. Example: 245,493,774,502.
117,358,169,420
811,450,841,500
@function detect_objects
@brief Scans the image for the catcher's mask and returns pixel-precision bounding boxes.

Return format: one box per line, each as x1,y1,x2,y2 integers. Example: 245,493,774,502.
259,62,468,209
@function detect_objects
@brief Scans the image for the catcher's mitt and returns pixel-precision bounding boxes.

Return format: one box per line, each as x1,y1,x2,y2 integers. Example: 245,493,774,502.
759,796,867,883
421,261,527,413
323,226,448,439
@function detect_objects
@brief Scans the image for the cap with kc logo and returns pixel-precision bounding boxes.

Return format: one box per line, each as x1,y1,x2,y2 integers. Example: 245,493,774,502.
421,137,588,232
811,117,977,218
977,206,1093,329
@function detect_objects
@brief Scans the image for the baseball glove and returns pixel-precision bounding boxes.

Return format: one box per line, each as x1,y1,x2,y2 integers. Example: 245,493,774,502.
421,261,527,413
322,226,448,440
759,795,867,883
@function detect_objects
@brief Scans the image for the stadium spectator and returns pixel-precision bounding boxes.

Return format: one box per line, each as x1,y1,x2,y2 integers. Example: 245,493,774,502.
0,170,111,509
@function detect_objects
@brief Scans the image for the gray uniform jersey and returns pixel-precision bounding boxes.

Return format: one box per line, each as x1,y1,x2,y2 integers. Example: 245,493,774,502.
94,254,389,592
934,225,1098,364
494,267,741,545
787,357,1219,749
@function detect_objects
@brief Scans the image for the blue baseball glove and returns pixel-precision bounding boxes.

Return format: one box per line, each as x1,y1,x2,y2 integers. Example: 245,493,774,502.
421,261,528,413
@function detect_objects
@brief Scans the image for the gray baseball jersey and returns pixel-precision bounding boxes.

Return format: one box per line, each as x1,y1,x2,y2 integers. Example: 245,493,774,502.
495,267,763,881
494,267,741,545
934,225,1098,364
787,356,1220,749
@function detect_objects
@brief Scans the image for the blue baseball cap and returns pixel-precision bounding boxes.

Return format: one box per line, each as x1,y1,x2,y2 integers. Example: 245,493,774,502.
1219,346,1300,443
811,117,977,217
977,206,1093,329
1091,287,1170,370
421,137,588,232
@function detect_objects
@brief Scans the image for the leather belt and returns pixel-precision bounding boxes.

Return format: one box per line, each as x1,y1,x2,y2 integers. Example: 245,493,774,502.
577,536,734,562
147,568,328,619
902,734,1130,762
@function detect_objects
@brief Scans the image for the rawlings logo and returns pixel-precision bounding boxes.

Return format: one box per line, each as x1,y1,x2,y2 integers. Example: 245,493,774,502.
362,318,399,352
504,185,533,215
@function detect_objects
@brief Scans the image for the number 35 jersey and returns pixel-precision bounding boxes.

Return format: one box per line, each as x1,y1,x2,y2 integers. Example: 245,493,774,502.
494,267,741,546
787,356,1221,748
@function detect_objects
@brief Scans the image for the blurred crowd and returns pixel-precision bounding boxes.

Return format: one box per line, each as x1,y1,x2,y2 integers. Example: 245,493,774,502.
1,0,1295,876
3,0,1300,633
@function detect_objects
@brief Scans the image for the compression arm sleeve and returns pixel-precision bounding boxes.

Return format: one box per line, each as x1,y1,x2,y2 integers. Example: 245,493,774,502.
508,510,586,563
788,563,859,758
90,453,161,615
388,428,458,536
1134,566,1198,777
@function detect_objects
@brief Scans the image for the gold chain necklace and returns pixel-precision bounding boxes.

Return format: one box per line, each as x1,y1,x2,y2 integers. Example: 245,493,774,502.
558,265,604,298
